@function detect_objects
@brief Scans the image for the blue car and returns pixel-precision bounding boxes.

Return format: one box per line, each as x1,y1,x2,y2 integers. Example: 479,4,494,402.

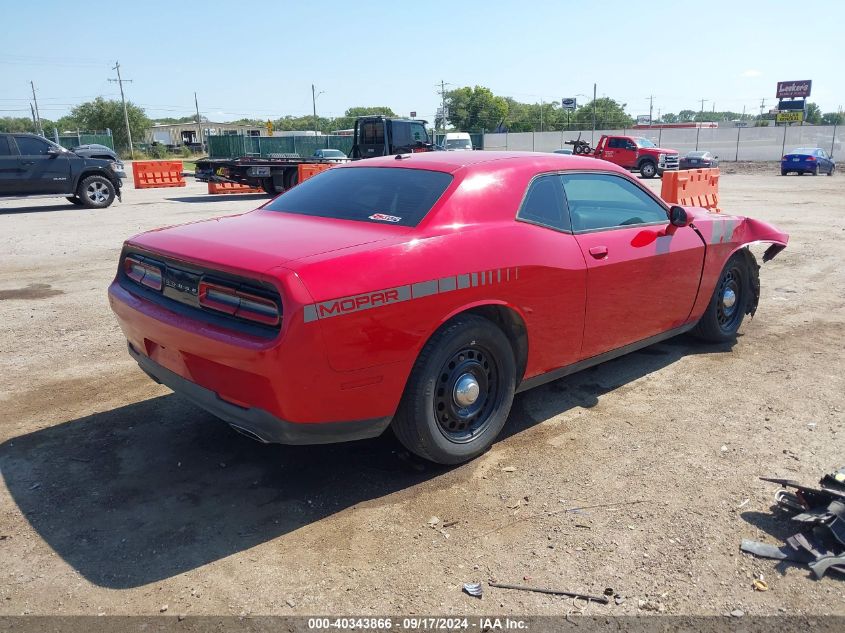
781,147,836,176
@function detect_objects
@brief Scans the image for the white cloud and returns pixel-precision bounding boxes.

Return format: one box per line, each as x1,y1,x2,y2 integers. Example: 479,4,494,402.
741,69,762,78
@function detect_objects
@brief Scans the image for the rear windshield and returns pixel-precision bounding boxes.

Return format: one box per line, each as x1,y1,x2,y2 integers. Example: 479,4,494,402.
263,167,453,227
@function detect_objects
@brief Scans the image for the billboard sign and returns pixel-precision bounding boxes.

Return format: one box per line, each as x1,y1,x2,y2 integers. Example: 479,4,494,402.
776,80,812,99
561,98,577,110
778,99,806,111
410,111,416,118
776,111,804,123
636,115,651,125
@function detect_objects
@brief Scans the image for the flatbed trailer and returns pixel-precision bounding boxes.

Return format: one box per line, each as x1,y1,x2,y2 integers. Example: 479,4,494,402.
194,154,341,195
194,116,435,195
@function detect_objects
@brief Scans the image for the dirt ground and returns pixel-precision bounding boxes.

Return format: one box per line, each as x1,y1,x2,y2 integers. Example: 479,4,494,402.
1,167,843,618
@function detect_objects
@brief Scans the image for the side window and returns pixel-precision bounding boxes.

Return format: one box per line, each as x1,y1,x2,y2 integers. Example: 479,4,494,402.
15,136,50,155
517,175,570,232
607,138,624,149
0,136,12,156
561,173,667,232
409,123,428,144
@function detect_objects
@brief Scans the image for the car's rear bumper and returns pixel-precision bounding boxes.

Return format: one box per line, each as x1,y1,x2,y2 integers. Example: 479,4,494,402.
128,341,391,445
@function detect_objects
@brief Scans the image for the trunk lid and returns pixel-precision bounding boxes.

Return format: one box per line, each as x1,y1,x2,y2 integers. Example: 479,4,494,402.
128,209,406,274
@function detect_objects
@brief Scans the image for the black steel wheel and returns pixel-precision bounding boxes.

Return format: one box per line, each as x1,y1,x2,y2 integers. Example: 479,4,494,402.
433,345,499,443
692,252,754,342
392,315,516,464
714,264,743,335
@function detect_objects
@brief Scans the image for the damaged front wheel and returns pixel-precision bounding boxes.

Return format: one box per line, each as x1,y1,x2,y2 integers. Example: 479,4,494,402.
692,250,758,343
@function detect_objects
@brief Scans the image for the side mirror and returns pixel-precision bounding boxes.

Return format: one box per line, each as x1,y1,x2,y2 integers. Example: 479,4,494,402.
46,146,62,157
669,205,692,227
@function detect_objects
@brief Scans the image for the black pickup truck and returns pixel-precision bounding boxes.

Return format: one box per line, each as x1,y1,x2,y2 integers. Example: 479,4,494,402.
0,133,123,208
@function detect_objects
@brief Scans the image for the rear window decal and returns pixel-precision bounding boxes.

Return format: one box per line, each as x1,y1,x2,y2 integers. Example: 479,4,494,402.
368,213,402,223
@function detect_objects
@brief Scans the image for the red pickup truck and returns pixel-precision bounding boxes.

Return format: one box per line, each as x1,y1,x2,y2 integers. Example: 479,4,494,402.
592,135,680,179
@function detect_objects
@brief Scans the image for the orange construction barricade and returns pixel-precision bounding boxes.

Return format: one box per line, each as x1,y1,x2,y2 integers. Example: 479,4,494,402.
132,160,185,189
207,182,264,194
660,168,721,212
298,162,333,183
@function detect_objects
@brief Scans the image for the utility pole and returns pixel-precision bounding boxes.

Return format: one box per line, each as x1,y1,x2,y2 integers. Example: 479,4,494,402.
194,92,203,151
759,98,766,116
29,103,38,133
312,84,318,140
109,62,134,159
439,80,449,135
699,98,708,118
30,81,43,136
539,100,543,132
592,83,597,144
648,94,654,125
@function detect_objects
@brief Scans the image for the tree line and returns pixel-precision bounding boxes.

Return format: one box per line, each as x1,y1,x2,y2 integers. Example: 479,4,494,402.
1,92,842,151
441,85,844,132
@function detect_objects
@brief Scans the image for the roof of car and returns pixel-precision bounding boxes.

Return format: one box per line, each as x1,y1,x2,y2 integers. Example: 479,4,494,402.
343,150,626,175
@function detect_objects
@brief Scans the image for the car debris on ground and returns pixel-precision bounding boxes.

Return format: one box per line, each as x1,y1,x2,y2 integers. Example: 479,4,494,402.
488,581,609,604
741,467,845,579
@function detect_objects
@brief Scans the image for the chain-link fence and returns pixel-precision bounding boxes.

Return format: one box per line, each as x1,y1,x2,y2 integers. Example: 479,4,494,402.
208,135,354,159
50,131,114,151
483,125,842,161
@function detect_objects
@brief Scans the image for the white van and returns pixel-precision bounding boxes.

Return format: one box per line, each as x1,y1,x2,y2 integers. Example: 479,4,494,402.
442,132,473,151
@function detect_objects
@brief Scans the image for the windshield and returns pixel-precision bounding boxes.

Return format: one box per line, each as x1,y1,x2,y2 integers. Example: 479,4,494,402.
445,139,472,149
263,167,453,227
790,148,815,154
686,151,707,158
319,150,345,157
634,138,656,148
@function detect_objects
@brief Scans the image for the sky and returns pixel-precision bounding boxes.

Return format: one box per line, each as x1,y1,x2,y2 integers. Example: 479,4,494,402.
2,0,843,125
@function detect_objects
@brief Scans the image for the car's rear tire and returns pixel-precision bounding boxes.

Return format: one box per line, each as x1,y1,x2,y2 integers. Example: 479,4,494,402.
66,196,83,205
812,166,819,176
691,251,756,343
76,175,115,208
639,161,657,179
392,315,516,465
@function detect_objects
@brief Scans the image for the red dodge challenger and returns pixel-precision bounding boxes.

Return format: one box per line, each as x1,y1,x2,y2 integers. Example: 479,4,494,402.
109,152,788,464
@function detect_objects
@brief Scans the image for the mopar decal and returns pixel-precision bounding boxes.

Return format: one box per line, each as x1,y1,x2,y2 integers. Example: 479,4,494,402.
303,268,519,323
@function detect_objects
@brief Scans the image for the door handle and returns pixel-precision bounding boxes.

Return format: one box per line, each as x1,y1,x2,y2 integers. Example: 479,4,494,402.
21,160,35,165
589,246,608,259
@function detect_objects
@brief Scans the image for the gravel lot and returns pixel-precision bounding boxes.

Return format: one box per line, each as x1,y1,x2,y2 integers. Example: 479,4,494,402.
1,169,843,617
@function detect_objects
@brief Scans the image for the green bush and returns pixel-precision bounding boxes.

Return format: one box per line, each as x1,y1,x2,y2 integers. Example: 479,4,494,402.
179,145,192,158
148,144,168,159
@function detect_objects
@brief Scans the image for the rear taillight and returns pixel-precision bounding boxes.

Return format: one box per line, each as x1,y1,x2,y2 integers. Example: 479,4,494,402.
124,255,163,291
198,281,280,326
806,156,816,161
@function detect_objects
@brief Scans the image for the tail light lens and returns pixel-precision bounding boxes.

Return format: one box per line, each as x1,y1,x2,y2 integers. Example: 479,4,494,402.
806,156,816,161
124,255,163,291
198,281,280,326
